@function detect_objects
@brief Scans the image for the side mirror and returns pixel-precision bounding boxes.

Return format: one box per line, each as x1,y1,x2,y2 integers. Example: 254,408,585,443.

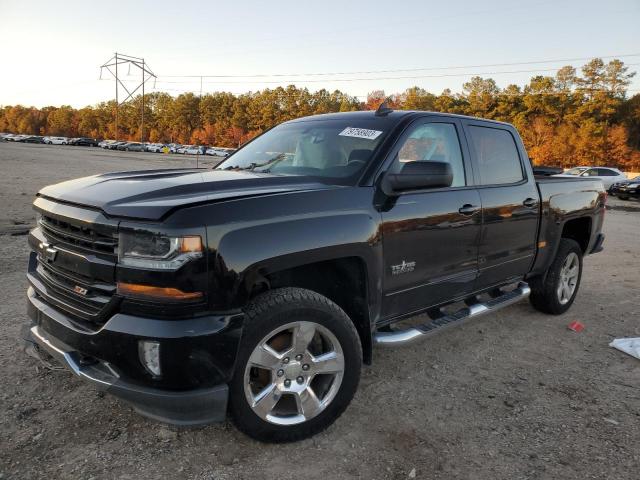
382,161,453,195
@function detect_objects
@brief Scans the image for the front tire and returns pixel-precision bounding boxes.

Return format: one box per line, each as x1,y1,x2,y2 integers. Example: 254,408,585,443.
530,238,583,315
229,288,362,442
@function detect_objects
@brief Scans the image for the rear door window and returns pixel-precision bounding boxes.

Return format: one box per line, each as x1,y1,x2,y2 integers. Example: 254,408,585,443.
468,126,524,185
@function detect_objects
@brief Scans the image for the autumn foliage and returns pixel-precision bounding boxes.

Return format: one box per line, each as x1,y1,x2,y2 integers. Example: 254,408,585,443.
1,58,639,169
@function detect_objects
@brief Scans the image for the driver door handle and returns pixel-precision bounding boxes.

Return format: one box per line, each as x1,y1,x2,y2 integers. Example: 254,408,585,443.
458,204,479,215
523,197,538,208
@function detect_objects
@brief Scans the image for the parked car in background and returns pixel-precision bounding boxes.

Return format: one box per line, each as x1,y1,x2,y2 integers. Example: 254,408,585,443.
8,134,30,142
107,141,126,150
43,136,69,145
554,166,627,190
610,175,640,200
20,136,45,144
70,137,100,147
99,140,117,148
146,143,166,153
176,145,190,154
205,147,231,157
185,145,205,155
120,142,146,152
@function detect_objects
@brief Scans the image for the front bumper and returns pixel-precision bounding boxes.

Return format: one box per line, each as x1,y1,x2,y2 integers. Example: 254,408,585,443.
27,286,244,426
590,232,605,254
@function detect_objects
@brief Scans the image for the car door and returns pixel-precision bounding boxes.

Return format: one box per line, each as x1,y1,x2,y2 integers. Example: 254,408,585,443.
595,168,620,189
462,121,539,290
380,117,481,319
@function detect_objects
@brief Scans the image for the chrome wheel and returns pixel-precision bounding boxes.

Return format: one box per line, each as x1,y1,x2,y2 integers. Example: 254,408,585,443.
557,252,579,305
243,321,344,426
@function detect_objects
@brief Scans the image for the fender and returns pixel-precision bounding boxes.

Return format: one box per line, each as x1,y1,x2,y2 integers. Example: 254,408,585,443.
201,186,384,324
528,182,605,279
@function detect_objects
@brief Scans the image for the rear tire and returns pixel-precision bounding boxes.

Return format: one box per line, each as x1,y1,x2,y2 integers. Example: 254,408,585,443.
529,238,583,315
229,287,362,443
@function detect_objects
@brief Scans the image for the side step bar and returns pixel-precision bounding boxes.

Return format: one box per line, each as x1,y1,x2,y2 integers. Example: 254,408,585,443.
374,282,531,347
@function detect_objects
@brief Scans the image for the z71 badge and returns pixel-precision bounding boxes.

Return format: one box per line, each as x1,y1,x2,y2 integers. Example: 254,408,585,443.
391,260,416,275
73,285,88,296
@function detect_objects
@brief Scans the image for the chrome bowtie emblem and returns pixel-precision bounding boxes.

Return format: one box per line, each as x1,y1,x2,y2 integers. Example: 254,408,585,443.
391,260,416,275
39,242,58,263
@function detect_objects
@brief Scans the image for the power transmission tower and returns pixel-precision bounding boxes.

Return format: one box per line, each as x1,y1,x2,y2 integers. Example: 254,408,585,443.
99,53,156,142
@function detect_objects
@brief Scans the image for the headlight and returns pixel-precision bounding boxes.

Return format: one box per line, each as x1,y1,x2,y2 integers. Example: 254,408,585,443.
118,231,203,270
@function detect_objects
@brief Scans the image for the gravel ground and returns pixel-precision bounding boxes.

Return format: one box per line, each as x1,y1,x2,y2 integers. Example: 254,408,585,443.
1,141,639,480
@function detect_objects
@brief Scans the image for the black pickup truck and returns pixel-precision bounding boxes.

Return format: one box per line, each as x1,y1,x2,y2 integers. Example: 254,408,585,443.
25,108,606,442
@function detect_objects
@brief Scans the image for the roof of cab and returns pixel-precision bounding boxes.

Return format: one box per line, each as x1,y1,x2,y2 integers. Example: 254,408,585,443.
287,109,513,127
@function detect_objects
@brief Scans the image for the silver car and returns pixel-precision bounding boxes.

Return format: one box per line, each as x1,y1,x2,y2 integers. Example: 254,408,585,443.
554,166,628,190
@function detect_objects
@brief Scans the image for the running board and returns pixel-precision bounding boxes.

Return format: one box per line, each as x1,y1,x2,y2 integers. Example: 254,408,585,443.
374,282,531,347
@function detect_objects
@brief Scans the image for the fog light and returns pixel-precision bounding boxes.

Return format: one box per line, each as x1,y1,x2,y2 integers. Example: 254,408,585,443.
139,340,161,377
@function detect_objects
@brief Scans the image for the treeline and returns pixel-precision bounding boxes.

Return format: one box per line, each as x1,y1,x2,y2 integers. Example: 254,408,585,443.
1,58,639,169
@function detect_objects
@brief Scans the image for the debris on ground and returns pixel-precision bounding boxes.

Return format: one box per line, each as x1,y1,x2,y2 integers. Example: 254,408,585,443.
609,337,640,360
567,321,585,333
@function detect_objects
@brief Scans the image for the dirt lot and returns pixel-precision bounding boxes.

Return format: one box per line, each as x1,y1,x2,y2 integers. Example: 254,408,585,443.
1,141,639,480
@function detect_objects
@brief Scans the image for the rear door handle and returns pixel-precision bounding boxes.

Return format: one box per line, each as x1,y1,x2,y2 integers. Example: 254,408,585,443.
458,204,479,215
523,198,538,208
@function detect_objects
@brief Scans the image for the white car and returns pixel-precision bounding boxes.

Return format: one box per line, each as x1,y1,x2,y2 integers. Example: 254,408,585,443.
553,166,628,190
205,147,230,157
184,145,205,155
6,134,29,142
43,136,68,145
146,143,166,153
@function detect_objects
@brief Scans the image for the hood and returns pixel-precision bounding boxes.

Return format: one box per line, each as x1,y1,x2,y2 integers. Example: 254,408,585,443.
38,168,332,220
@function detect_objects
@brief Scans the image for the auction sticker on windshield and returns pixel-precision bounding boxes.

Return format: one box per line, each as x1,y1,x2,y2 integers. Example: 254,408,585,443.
339,127,383,140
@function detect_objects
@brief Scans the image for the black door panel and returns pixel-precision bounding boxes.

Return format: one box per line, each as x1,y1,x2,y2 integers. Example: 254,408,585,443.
381,188,481,318
462,122,539,290
379,117,480,320
476,185,539,287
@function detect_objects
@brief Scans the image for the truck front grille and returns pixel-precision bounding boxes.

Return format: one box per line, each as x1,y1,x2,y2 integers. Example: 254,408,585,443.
39,214,118,259
30,206,120,328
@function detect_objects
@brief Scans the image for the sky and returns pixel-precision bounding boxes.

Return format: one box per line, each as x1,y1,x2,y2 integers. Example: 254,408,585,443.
1,0,639,108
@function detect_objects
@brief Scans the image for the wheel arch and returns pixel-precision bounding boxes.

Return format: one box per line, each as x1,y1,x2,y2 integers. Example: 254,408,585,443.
561,216,592,253
247,256,374,365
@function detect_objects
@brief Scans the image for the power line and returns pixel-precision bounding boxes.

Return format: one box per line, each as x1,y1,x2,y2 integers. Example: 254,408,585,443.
151,64,640,86
158,53,640,79
150,85,640,98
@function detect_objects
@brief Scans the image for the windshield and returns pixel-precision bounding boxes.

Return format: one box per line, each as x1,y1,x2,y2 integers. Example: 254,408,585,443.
217,119,387,182
564,167,589,175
